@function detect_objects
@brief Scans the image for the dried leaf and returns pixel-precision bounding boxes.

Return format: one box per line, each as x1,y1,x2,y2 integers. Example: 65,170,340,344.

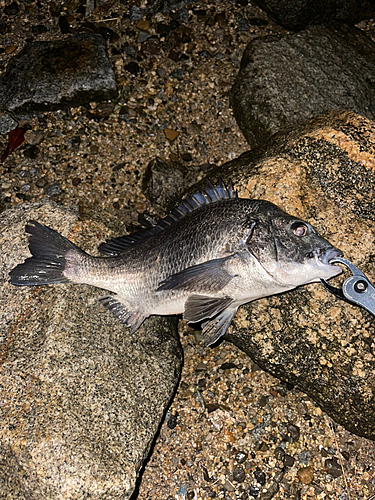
1,127,25,162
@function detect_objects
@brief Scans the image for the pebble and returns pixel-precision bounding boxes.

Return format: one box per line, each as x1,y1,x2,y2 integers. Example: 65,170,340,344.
236,14,250,31
142,36,161,55
137,19,151,32
248,485,260,498
35,176,47,188
5,45,17,55
325,458,342,478
223,478,235,492
260,481,279,500
274,446,285,461
232,466,246,483
298,450,310,464
124,61,140,76
129,5,144,21
138,31,150,43
235,451,248,464
170,68,184,80
24,130,44,146
254,468,266,486
44,183,62,196
283,454,295,467
297,466,315,485
31,24,47,35
287,424,300,442
181,153,192,162
4,1,19,16
164,128,179,142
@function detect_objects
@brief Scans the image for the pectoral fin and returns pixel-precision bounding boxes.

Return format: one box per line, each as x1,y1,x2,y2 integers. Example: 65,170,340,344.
202,307,238,346
184,294,234,323
157,255,237,293
99,295,146,333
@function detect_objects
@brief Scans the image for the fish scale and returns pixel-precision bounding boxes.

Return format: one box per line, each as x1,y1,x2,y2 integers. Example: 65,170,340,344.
9,180,342,345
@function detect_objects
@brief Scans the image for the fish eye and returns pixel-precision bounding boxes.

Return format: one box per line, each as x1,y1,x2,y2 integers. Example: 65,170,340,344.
291,221,308,237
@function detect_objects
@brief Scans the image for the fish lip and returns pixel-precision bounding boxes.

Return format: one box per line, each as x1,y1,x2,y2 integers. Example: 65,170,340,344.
315,247,343,266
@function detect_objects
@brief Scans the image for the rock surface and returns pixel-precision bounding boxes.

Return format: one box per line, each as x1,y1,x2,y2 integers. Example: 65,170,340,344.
142,156,201,209
231,24,375,149
207,109,375,440
251,0,374,30
0,203,182,499
0,33,117,120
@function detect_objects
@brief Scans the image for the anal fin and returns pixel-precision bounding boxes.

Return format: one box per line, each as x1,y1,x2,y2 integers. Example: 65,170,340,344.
202,307,238,346
184,294,234,323
99,295,146,333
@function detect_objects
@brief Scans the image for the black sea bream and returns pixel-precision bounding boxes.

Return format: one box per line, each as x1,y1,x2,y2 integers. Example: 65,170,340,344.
9,181,342,345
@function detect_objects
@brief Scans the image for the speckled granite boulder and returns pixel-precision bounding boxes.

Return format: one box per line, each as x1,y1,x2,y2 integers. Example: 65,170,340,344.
251,0,374,30
207,110,375,440
0,203,182,499
0,33,117,127
231,24,375,149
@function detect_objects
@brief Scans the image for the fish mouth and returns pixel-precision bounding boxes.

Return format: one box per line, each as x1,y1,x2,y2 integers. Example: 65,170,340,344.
316,246,343,266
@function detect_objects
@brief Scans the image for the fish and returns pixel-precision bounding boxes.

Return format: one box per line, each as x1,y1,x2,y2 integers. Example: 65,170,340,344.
9,180,342,345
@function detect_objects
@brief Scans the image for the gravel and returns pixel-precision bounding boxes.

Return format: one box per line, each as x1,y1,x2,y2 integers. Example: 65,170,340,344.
1,1,375,499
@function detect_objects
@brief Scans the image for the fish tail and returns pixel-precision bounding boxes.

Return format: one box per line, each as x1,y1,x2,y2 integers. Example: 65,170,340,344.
9,220,86,286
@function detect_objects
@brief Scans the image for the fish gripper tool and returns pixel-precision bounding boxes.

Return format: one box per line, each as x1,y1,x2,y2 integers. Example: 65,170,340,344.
321,257,375,318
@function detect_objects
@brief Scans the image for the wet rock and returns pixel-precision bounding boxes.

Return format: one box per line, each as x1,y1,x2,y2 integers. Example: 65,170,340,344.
0,111,18,135
142,157,200,209
0,34,117,117
208,110,375,441
231,24,375,149
251,0,375,30
0,203,182,499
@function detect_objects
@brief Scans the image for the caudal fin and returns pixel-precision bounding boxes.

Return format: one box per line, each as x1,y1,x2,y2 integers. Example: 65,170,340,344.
9,220,82,286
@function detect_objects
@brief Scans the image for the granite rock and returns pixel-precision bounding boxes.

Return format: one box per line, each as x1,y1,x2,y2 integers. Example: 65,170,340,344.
231,24,375,149
0,111,18,136
0,33,117,118
0,203,182,499
251,0,374,30
206,110,375,440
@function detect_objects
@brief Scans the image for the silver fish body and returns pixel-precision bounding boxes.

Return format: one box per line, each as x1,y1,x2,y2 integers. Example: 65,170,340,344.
9,181,342,345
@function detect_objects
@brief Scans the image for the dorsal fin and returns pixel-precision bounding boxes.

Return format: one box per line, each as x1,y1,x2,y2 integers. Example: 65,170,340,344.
98,179,238,256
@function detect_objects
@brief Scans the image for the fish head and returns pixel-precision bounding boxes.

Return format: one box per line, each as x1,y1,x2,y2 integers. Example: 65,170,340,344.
248,205,343,288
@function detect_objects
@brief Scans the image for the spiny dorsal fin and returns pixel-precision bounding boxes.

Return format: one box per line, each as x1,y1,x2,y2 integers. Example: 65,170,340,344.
98,179,237,256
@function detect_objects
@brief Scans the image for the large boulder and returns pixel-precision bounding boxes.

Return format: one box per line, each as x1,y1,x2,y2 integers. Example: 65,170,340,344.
251,0,375,30
0,33,117,133
206,109,375,440
0,202,182,499
231,24,375,149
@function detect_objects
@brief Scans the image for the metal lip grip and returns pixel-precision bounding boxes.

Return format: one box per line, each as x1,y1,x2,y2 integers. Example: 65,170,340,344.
321,257,375,318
